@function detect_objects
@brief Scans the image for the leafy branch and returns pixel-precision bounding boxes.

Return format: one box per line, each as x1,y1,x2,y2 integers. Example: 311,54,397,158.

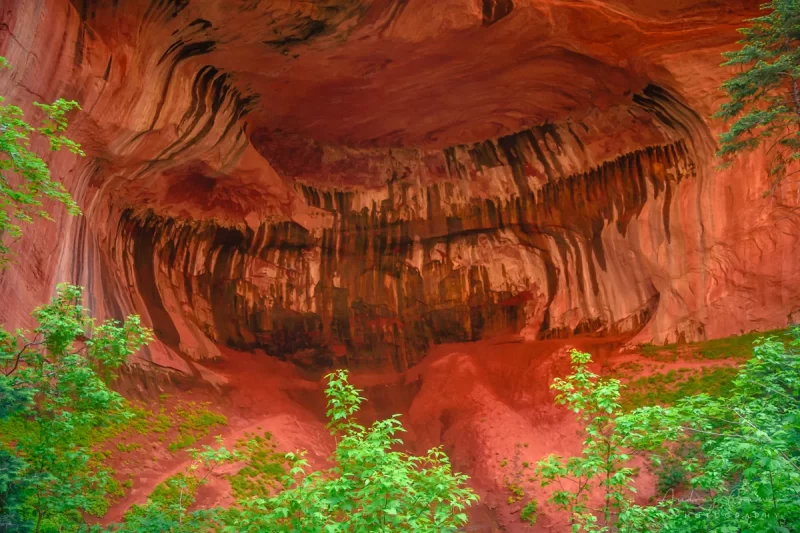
0,56,83,268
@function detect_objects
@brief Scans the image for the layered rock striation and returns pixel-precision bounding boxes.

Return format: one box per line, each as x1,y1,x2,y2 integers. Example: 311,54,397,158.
1,0,798,374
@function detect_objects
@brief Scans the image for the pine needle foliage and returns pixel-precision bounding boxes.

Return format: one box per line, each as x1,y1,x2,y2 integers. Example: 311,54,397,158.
715,0,800,193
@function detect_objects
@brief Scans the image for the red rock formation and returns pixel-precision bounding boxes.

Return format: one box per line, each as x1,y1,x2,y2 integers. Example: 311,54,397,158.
1,0,799,376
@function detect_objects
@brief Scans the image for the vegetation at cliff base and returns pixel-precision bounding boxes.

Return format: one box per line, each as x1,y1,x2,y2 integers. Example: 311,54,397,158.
4,291,796,533
0,284,152,532
716,0,800,192
0,287,478,533
537,331,800,532
109,370,479,533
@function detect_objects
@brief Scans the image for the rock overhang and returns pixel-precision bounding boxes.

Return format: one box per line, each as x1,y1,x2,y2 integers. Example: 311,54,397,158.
5,0,799,376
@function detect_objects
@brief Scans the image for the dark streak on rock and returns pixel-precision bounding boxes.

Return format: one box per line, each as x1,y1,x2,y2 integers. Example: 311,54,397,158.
190,18,212,30
118,209,181,348
143,40,216,137
263,17,327,48
482,0,514,26
144,0,190,24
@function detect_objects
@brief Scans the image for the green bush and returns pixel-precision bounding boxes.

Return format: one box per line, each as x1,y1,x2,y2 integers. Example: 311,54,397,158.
0,285,152,532
109,371,479,532
520,500,538,525
537,326,800,532
0,57,83,269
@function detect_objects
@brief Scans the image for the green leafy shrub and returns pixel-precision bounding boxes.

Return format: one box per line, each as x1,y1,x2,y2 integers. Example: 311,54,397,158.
0,284,152,532
520,500,538,526
536,326,800,532
0,57,83,268
168,401,228,452
222,370,479,532
114,441,237,533
534,349,667,531
109,370,479,532
661,329,800,531
228,432,286,500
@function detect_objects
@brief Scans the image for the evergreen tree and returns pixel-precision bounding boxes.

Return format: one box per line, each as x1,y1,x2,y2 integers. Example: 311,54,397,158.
715,0,800,193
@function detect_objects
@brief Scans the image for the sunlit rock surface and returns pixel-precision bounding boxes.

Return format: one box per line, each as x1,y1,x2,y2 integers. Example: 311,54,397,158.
1,0,798,375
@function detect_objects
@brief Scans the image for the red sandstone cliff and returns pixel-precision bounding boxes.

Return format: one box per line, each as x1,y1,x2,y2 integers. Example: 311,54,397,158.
0,0,797,377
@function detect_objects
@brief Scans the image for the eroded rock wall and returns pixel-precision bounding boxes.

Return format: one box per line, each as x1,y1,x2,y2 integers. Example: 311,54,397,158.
1,0,798,374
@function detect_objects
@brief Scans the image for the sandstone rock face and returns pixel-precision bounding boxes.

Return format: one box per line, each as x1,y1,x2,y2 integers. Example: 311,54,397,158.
1,0,798,374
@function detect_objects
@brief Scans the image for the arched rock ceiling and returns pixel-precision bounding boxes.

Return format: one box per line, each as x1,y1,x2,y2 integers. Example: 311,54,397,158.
72,0,754,149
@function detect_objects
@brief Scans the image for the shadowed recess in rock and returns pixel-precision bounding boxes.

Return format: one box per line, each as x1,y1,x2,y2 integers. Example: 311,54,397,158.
111,133,692,371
